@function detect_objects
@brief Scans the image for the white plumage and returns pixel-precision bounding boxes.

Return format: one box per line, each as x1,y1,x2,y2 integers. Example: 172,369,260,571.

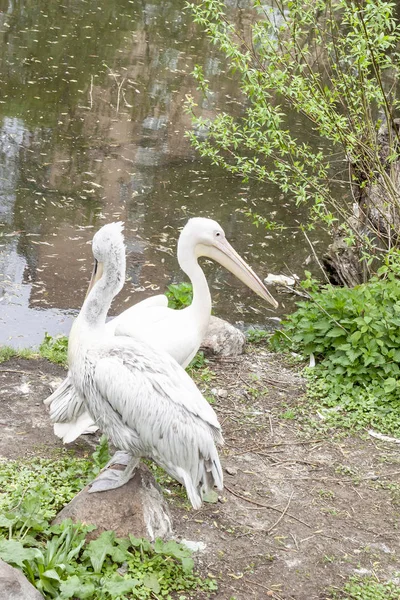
45,217,277,443
68,222,223,508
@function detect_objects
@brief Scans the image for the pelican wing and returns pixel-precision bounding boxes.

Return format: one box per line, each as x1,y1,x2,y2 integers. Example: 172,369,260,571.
91,340,222,436
108,294,168,336
44,374,84,421
90,345,223,508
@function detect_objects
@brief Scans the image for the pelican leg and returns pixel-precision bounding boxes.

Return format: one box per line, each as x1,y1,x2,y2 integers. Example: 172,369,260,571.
88,456,140,493
104,451,132,468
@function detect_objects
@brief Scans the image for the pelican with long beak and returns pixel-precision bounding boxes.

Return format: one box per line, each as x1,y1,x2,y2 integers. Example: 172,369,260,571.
67,222,224,507
45,217,277,441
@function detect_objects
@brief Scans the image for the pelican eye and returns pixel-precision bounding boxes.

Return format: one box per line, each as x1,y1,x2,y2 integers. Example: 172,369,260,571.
215,231,222,237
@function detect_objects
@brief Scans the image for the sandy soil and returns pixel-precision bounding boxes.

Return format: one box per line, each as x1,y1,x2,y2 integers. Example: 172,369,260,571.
0,352,399,599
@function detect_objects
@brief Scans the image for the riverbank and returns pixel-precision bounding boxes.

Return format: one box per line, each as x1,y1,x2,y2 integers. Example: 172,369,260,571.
0,345,399,599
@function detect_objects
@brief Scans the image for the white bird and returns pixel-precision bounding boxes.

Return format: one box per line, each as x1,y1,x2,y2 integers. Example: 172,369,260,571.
45,217,278,443
68,222,223,508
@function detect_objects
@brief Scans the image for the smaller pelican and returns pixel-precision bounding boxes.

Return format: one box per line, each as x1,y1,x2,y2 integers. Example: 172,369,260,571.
46,218,277,443
68,222,223,508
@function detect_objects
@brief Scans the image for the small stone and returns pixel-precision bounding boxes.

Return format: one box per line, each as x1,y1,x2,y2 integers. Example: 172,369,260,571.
264,273,297,286
226,466,238,476
217,388,228,398
0,560,44,599
53,463,173,541
180,539,207,553
201,316,245,357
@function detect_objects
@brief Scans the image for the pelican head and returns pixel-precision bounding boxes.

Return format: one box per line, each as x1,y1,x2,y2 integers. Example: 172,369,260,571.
86,222,126,298
179,217,278,309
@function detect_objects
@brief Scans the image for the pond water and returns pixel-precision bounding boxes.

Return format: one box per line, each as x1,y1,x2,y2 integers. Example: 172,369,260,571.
0,0,324,347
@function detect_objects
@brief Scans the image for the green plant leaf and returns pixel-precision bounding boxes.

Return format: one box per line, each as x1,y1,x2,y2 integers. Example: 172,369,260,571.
85,531,116,573
142,572,161,593
0,539,39,568
60,576,96,599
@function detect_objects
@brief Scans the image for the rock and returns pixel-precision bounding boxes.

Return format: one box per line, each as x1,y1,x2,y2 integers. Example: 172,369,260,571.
0,560,44,600
264,273,297,286
225,466,238,476
201,316,245,357
211,388,228,399
180,539,207,553
53,463,173,541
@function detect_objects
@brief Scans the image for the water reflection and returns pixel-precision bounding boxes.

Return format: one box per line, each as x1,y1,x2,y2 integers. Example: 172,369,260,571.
0,0,317,347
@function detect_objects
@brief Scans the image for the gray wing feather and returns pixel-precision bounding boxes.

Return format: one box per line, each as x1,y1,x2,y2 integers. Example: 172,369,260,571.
88,342,223,507
44,374,85,422
94,340,222,433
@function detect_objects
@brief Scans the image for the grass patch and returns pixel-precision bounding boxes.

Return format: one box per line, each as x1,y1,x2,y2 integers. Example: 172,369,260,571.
39,333,69,366
330,576,400,599
0,438,216,599
0,346,36,363
272,259,400,437
245,327,270,345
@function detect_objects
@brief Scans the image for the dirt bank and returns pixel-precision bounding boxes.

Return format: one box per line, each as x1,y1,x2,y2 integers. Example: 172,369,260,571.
0,351,399,599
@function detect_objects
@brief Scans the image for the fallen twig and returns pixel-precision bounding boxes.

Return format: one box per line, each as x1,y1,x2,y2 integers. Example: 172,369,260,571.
248,579,285,598
368,429,400,444
266,490,294,534
0,369,33,376
224,484,311,528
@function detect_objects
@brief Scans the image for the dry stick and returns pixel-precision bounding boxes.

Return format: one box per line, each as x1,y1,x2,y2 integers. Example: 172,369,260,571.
89,75,93,109
266,491,294,534
265,439,324,448
0,370,33,376
280,285,310,299
268,413,274,437
224,484,311,529
247,579,284,598
262,470,400,483
302,229,330,283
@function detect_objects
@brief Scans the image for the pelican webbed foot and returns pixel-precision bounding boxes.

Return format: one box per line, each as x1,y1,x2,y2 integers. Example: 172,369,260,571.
104,450,132,468
89,456,139,493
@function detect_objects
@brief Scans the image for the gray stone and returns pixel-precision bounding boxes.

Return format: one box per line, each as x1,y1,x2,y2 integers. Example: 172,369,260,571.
226,466,238,476
201,316,245,357
0,560,43,600
53,463,173,541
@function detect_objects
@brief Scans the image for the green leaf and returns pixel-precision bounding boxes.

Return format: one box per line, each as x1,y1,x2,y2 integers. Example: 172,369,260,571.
384,378,397,393
85,531,116,573
202,490,219,503
60,576,96,599
0,539,39,568
42,568,61,582
0,514,16,528
103,576,138,594
350,330,362,343
326,327,346,338
154,539,191,559
181,557,195,573
143,573,161,593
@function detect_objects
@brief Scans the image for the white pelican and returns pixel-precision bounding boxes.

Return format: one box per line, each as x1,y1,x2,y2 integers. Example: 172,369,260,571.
45,217,278,442
68,222,223,508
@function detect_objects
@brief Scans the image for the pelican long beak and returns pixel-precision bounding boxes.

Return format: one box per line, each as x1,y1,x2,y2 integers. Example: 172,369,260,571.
85,259,104,299
197,238,278,309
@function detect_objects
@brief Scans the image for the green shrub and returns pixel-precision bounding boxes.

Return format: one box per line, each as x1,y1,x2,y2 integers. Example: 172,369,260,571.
39,333,69,366
0,441,215,599
165,282,193,309
272,255,400,434
330,576,400,600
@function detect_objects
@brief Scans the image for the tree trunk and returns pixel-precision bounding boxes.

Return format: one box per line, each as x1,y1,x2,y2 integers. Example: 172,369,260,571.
322,119,400,286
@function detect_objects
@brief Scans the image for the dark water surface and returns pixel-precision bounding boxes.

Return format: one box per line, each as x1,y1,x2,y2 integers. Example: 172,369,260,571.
0,0,323,347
